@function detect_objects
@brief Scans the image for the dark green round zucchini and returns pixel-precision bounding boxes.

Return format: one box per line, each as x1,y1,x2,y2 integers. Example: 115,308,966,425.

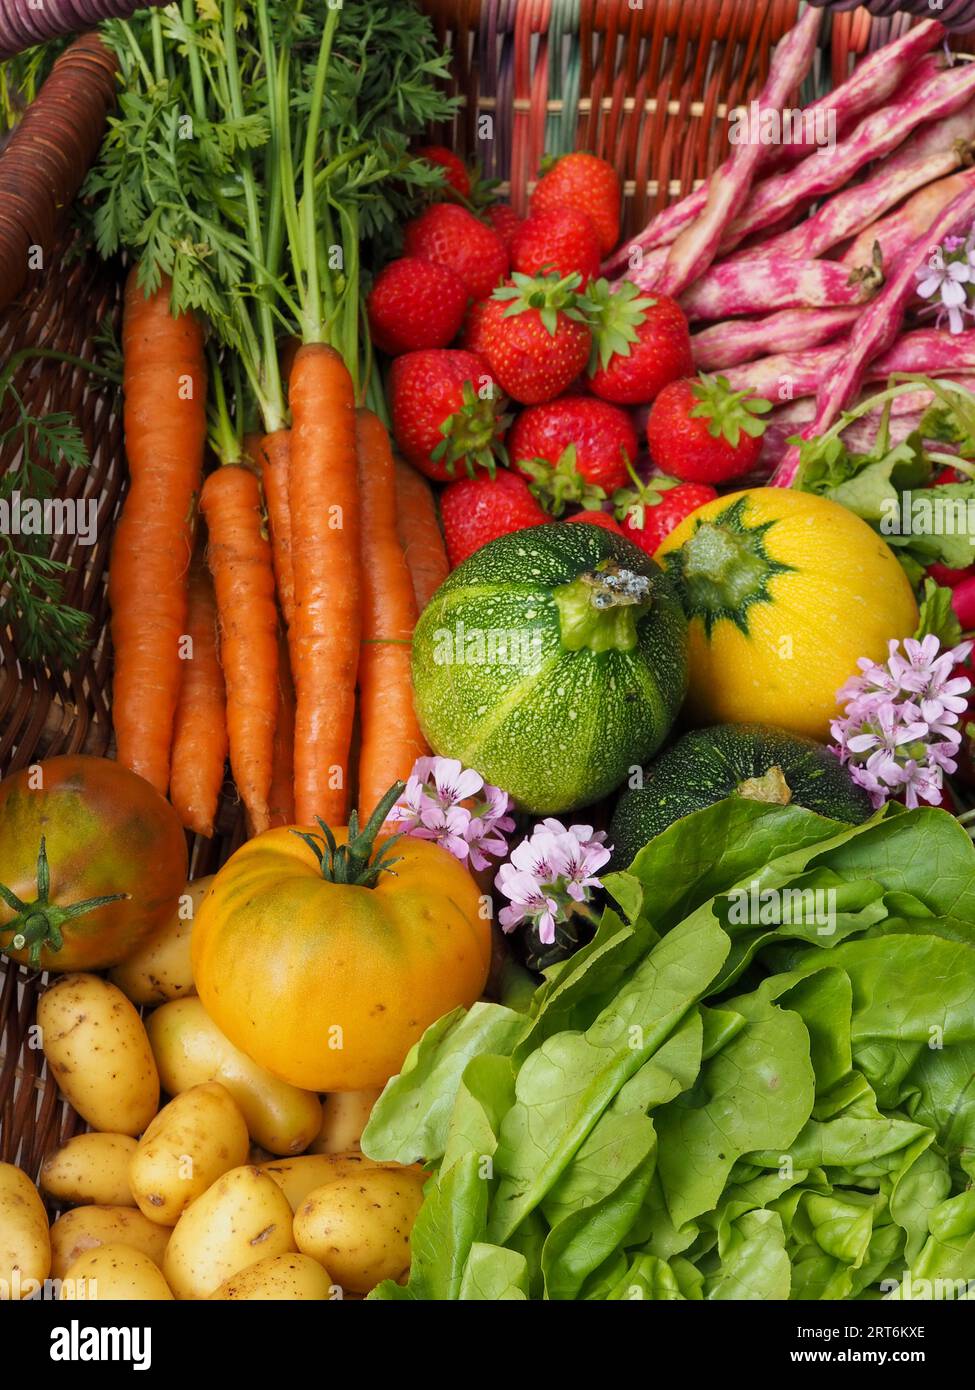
609,723,873,869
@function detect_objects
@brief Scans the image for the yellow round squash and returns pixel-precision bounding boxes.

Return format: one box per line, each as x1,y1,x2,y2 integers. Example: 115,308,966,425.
654,488,918,739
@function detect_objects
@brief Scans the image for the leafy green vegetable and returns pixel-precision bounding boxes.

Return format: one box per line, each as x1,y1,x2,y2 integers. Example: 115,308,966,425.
366,798,975,1298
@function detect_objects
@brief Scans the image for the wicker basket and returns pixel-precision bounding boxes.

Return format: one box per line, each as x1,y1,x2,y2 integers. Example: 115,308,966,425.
0,0,928,1184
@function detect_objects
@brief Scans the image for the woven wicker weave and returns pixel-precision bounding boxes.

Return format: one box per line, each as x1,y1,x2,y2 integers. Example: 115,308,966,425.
0,0,930,1182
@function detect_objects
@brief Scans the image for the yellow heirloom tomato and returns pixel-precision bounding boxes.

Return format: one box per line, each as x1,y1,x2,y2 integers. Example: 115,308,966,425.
655,488,919,739
191,787,489,1092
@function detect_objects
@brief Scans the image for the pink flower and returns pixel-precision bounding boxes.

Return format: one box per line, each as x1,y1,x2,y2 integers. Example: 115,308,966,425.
917,244,973,335
385,755,514,868
495,821,611,945
830,636,972,809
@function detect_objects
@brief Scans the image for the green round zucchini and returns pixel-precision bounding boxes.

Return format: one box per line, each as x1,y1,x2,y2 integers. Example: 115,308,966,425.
411,522,688,814
609,723,873,868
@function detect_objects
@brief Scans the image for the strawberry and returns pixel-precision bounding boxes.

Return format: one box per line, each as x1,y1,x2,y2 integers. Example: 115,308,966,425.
531,152,621,256
460,297,492,355
647,375,771,484
567,510,624,535
486,203,525,252
389,349,510,482
612,470,717,557
414,144,471,199
367,257,468,356
582,278,693,405
509,396,637,512
403,205,509,302
479,271,592,405
510,207,601,287
441,470,548,567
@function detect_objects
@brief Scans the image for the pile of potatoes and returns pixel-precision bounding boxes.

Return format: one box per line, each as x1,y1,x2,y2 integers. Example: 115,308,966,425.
0,878,425,1301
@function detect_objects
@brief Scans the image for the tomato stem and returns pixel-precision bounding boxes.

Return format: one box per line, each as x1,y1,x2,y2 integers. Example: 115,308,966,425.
290,782,407,888
0,836,130,970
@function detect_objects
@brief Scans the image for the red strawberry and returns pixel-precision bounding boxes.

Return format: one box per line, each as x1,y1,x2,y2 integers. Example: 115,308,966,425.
567,510,624,535
647,375,771,484
509,396,637,510
487,204,525,252
367,257,468,356
511,207,601,287
404,205,509,302
389,349,509,482
613,472,717,557
441,470,548,567
460,297,492,355
531,152,621,256
583,278,693,405
479,271,592,405
414,145,471,199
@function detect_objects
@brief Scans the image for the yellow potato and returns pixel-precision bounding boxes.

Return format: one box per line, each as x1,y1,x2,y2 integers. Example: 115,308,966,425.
311,1089,383,1154
164,1165,296,1300
38,974,159,1135
61,1244,174,1301
40,1133,137,1208
146,998,321,1156
209,1251,336,1301
0,1162,51,1299
129,1082,249,1226
50,1205,170,1279
260,1152,385,1212
109,877,211,1006
293,1168,425,1295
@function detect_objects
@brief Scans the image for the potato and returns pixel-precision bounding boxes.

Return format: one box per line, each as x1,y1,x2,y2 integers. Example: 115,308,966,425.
61,1244,174,1301
146,998,321,1155
260,1152,384,1212
311,1089,382,1154
50,1205,170,1280
129,1082,249,1225
40,1133,137,1208
293,1168,425,1295
109,877,211,1005
163,1165,296,1300
0,1162,51,1298
209,1251,335,1301
38,974,159,1135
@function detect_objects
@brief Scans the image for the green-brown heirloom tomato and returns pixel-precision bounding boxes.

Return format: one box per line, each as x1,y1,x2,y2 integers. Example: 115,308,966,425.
191,787,489,1092
0,756,187,972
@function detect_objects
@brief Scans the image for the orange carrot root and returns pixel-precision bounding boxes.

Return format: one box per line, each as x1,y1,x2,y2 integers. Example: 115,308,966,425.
356,411,428,820
289,344,361,827
170,554,228,838
268,628,296,829
110,269,207,795
394,457,449,612
259,429,296,633
200,465,279,836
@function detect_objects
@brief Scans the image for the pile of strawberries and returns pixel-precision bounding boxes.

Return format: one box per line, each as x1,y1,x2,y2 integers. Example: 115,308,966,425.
370,148,772,567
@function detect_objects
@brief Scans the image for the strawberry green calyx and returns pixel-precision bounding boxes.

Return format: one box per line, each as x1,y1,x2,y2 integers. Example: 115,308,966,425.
519,446,606,516
492,270,587,337
553,560,653,653
580,278,656,373
430,379,512,478
689,374,773,449
612,458,679,528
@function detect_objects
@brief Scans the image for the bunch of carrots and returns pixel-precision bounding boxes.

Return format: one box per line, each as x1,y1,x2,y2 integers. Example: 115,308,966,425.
95,1,455,840
110,275,448,839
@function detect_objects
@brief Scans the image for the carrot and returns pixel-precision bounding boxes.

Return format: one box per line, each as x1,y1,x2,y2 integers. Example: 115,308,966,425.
355,411,428,819
109,269,207,795
259,430,296,633
240,431,264,477
394,458,449,612
169,552,227,838
200,465,279,836
289,343,361,826
268,628,296,829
